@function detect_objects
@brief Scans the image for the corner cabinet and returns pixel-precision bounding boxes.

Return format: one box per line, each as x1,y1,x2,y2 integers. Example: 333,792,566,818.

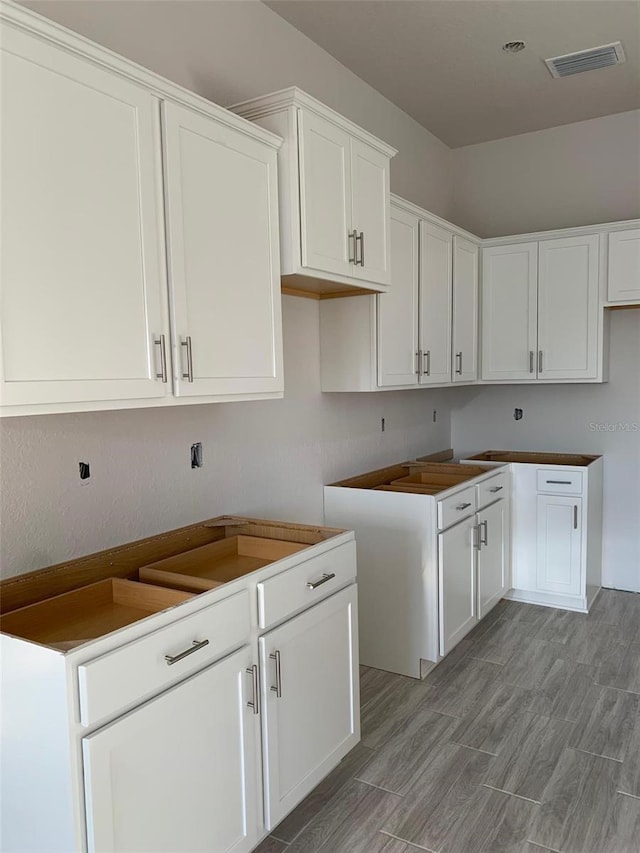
230,88,396,297
481,234,603,383
0,3,283,417
319,195,480,392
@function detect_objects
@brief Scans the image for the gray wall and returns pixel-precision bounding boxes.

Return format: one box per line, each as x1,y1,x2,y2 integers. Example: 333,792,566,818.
452,109,640,238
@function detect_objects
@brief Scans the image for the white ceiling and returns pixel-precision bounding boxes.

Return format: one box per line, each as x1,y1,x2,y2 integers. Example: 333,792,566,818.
266,0,640,147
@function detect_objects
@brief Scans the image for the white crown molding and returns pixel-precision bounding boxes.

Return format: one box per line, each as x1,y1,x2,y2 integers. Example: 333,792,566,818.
482,219,640,246
230,86,398,159
390,194,481,244
0,0,282,149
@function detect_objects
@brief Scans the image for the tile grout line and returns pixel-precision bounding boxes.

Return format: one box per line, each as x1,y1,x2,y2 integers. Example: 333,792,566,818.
353,777,406,797
481,783,542,805
447,741,498,756
618,789,640,800
378,829,439,853
525,839,564,853
568,745,624,763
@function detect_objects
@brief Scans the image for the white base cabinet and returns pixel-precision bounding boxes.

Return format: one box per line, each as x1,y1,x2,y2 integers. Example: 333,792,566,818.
324,463,509,677
260,585,359,828
83,649,260,853
0,519,358,853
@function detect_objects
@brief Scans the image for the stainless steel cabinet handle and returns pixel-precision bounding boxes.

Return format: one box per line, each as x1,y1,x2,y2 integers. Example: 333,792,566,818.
424,350,431,376
356,231,365,266
529,351,535,374
165,638,209,666
480,520,488,546
349,229,358,264
456,502,472,511
270,650,282,698
473,523,481,550
307,572,336,590
538,350,543,373
246,664,259,715
154,334,168,383
415,351,422,375
546,480,572,485
573,505,578,529
181,336,194,382
455,352,463,375
489,485,503,493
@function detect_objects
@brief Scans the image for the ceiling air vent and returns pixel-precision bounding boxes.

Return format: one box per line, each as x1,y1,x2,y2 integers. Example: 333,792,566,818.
545,41,626,78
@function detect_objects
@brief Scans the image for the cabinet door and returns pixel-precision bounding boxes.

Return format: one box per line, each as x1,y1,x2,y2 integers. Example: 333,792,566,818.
536,495,582,597
297,110,353,277
452,237,479,382
477,500,508,619
259,585,360,829
537,235,599,380
0,26,168,408
82,648,260,853
163,101,283,398
481,243,538,381
438,517,477,656
351,138,391,285
377,205,419,387
419,221,453,384
608,228,640,303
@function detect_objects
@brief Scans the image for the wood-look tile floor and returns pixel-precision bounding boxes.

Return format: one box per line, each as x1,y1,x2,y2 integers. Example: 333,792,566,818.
255,589,640,853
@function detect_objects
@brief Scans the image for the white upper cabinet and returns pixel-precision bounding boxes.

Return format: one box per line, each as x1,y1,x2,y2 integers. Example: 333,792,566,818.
0,7,283,415
452,237,479,383
419,221,453,384
377,204,420,387
537,235,599,381
0,25,168,408
231,88,396,296
350,138,392,285
298,110,353,278
608,228,640,303
481,243,538,381
482,235,603,383
162,102,282,398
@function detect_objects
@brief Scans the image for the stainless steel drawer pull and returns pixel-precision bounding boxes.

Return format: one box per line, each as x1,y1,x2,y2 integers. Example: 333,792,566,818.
270,650,282,698
574,505,578,529
181,336,194,382
415,351,422,375
246,664,259,715
307,572,336,590
456,502,472,511
455,352,463,375
529,351,535,373
424,350,431,376
538,350,543,373
154,334,168,383
356,230,365,266
546,480,572,485
165,638,209,666
489,486,503,493
480,520,488,546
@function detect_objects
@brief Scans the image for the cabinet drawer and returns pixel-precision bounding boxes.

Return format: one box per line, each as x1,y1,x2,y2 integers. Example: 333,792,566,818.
437,486,477,530
477,472,508,509
77,589,250,726
536,469,583,495
257,541,356,629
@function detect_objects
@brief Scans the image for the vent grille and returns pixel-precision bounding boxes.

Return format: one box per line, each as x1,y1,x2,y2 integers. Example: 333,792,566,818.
545,42,626,78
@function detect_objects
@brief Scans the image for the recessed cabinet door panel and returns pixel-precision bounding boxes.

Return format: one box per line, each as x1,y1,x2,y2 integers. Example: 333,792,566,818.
419,221,453,384
163,102,282,398
477,500,508,619
537,236,599,380
481,243,537,381
536,495,582,596
452,237,479,382
438,517,477,656
377,205,419,387
0,28,167,407
608,228,640,302
351,139,390,285
260,585,360,829
297,110,352,277
82,649,260,853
